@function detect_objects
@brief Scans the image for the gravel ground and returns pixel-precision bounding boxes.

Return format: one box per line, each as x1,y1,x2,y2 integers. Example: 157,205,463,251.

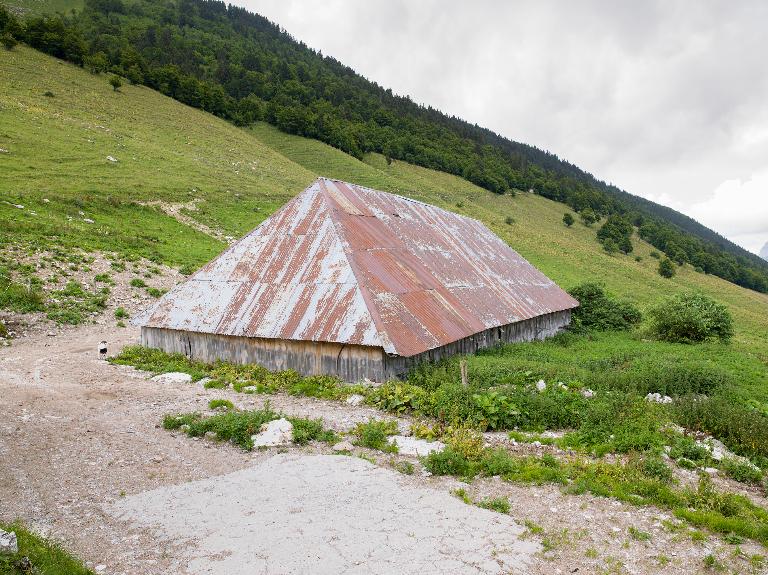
1,253,766,574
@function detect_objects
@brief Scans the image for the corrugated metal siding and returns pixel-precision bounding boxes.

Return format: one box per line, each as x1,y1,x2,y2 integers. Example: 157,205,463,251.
137,178,578,358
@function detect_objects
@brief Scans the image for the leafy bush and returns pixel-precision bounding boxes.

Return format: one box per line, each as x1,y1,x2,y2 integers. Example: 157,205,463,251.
289,417,336,445
672,395,768,460
114,307,129,319
568,282,641,332
443,426,484,459
640,457,673,482
179,263,196,276
658,257,676,278
650,292,733,344
720,458,763,485
164,404,278,449
423,448,473,476
366,381,431,414
208,399,234,411
129,278,146,288
352,419,398,452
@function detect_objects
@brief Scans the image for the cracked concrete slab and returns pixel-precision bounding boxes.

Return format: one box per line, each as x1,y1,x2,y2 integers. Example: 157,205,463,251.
109,453,538,575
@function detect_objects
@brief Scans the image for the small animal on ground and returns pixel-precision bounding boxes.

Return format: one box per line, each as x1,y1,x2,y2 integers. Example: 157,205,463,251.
99,340,108,359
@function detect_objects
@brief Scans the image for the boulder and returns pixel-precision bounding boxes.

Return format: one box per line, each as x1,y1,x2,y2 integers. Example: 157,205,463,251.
332,440,355,452
151,372,193,384
0,529,17,555
535,380,546,392
251,418,293,448
387,436,445,457
581,389,595,398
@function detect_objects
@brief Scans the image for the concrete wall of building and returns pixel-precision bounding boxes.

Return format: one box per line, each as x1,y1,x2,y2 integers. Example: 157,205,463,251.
141,310,571,382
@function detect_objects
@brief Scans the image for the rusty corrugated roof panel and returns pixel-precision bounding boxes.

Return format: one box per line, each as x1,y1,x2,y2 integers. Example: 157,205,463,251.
137,177,578,357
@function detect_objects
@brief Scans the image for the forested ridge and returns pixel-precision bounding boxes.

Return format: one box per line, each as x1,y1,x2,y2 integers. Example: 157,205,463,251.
2,0,767,292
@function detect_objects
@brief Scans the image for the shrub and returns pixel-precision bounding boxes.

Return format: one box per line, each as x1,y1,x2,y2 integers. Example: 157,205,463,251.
146,287,165,298
208,399,234,411
443,426,484,459
603,359,730,396
289,417,336,445
505,215,515,225
109,75,122,91
640,457,673,482
1,31,17,50
114,307,129,319
568,282,641,332
129,278,147,288
658,257,676,278
562,212,574,227
649,292,733,344
352,419,399,452
720,458,762,485
179,263,196,276
423,447,473,476
166,404,279,449
672,395,768,460
650,251,661,259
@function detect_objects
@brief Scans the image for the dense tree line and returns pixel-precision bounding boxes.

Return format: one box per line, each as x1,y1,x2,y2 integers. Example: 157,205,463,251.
2,0,767,293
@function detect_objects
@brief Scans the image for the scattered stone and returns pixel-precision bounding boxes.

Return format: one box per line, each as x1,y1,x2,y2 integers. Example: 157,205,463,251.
42,198,50,203
241,385,257,393
251,418,293,448
535,380,547,392
531,441,542,447
95,564,106,572
345,394,365,407
645,392,672,404
179,424,190,433
387,435,444,457
581,388,594,398
332,440,354,452
151,372,193,384
558,382,568,390
83,218,95,224
0,147,8,153
13,204,24,209
47,331,56,337
703,467,718,475
0,529,18,555
197,377,211,387
204,431,217,441
106,156,118,163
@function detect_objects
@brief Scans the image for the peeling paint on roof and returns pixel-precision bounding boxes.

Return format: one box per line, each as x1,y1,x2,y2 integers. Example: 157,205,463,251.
137,178,578,357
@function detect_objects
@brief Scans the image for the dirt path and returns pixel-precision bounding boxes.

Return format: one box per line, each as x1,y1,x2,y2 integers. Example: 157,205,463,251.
0,325,538,574
1,323,766,575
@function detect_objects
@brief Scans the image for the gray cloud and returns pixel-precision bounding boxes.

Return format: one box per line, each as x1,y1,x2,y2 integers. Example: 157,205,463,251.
240,0,768,253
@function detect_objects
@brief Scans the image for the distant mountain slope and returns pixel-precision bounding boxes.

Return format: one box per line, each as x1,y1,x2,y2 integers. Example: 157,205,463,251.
2,47,767,348
1,0,767,293
761,242,768,262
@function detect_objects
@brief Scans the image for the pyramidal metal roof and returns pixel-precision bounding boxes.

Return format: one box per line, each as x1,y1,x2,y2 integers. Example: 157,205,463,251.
136,178,579,357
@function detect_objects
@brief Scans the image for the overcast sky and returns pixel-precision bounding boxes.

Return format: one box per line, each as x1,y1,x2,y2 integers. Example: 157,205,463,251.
241,0,768,255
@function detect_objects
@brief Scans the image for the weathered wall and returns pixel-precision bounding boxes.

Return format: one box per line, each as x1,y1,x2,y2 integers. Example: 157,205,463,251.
381,310,572,379
141,310,570,382
140,327,387,382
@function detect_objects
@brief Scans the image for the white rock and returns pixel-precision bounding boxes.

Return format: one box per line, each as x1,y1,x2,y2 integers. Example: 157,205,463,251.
387,435,444,457
204,431,218,441
242,385,258,393
151,372,193,384
13,204,23,209
95,565,106,572
0,529,18,555
581,388,594,398
43,198,50,203
332,440,355,452
345,394,365,407
197,377,212,387
83,218,95,224
531,441,542,447
107,156,118,162
645,392,671,404
704,467,718,475
535,380,547,392
251,418,293,448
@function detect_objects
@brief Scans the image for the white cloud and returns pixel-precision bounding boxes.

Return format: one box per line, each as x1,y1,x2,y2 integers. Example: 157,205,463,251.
687,173,768,253
241,0,768,254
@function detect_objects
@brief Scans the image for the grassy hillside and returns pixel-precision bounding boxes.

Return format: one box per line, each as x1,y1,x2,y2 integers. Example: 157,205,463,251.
2,46,767,353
